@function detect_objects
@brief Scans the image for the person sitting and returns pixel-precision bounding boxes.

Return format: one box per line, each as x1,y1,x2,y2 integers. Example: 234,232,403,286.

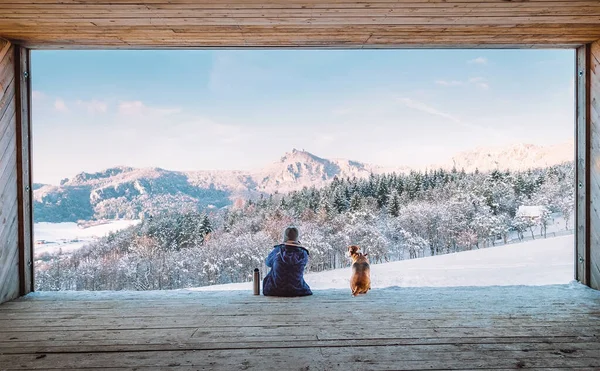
262,226,313,297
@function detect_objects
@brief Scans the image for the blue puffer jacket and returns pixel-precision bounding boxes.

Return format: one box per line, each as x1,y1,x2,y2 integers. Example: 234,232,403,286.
263,243,312,297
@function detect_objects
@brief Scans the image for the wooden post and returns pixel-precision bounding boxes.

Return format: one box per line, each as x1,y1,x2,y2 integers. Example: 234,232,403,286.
575,45,590,286
14,45,33,296
577,41,600,290
588,41,600,290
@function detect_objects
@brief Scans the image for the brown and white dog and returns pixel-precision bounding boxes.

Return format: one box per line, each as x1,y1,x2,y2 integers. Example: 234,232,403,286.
348,245,371,296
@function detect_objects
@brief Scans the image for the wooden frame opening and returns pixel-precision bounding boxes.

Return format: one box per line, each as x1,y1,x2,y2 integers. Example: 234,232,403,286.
1,1,600,302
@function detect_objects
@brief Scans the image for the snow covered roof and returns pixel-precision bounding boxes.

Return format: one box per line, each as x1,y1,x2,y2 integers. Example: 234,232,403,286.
517,205,546,217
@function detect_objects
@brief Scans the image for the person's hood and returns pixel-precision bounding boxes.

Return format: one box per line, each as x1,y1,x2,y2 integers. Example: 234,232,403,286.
278,244,309,265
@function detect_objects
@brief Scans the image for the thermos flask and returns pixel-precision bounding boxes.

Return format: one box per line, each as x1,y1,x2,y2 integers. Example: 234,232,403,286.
253,268,260,295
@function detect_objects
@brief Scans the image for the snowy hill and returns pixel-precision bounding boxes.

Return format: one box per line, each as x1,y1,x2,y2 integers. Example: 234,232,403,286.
34,168,231,222
442,140,573,172
251,149,394,193
33,149,388,222
34,142,573,222
35,219,140,255
196,235,574,291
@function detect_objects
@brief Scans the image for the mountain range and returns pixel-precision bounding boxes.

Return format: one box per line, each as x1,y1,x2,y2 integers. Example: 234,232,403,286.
34,141,573,223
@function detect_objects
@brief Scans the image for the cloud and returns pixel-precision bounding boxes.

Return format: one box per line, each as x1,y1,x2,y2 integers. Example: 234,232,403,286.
118,100,144,115
170,117,246,145
118,100,181,116
468,57,488,65
315,133,336,146
209,123,245,145
435,77,489,90
468,77,490,90
397,97,461,123
435,80,464,87
32,90,46,101
76,99,108,114
397,96,508,140
54,98,68,112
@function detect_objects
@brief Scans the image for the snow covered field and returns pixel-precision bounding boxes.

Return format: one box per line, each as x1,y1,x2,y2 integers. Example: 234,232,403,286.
196,235,575,291
34,220,139,255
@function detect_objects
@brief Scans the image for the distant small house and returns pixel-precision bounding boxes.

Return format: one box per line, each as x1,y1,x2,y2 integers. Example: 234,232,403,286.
517,205,547,220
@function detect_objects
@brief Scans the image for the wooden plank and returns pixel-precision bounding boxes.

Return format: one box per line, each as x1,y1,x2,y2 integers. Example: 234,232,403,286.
3,34,588,49
0,179,18,249
1,338,600,357
0,45,15,93
4,28,599,39
0,77,15,121
2,1,599,11
1,321,598,343
2,6,600,18
0,38,19,305
1,347,599,370
1,24,599,34
4,313,600,330
2,16,600,27
319,347,600,370
4,305,598,319
2,0,600,4
0,97,16,145
0,39,10,65
0,121,17,194
0,248,19,303
1,291,599,313
1,333,598,352
14,45,32,296
0,182,18,246
0,218,19,303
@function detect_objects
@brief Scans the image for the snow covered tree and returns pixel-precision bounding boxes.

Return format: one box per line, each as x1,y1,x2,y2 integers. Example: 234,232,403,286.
200,214,213,237
350,192,362,212
35,161,575,292
388,191,400,217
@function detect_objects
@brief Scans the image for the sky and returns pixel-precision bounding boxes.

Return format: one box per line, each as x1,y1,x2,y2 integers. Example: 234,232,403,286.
32,49,575,185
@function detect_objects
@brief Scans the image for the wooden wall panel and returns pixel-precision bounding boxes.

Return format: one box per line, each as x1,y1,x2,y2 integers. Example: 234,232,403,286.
0,38,20,303
589,41,600,290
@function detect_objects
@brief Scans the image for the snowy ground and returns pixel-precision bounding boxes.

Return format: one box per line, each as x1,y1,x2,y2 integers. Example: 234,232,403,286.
34,220,140,255
196,235,575,291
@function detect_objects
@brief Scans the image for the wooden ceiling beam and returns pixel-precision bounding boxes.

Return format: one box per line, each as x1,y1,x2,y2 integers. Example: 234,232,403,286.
0,0,598,48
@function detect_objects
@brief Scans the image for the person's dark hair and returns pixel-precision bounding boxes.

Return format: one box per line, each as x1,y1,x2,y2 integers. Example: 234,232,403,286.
283,226,299,242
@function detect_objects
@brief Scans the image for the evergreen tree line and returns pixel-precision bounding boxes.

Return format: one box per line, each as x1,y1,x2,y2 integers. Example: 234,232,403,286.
35,163,574,291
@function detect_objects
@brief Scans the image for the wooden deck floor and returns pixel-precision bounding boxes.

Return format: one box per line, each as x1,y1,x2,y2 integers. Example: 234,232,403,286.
0,284,599,370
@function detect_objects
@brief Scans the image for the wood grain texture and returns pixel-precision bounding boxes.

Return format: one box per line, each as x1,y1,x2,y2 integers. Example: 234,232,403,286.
0,38,19,304
589,40,600,290
15,46,32,296
0,1,599,48
0,286,599,370
576,45,590,286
